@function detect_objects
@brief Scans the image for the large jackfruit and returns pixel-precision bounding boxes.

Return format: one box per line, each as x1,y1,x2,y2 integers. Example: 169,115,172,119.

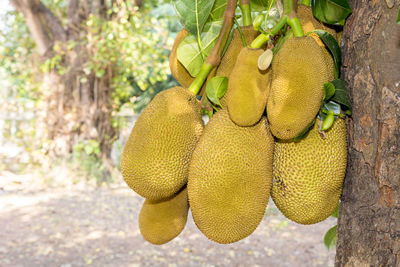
267,36,334,139
188,109,274,244
139,187,189,245
226,47,271,126
121,87,204,200
271,118,347,224
216,26,259,78
169,29,195,88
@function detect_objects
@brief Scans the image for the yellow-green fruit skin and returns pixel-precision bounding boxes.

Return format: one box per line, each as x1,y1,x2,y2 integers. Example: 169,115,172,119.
226,48,271,126
217,27,259,108
297,5,337,40
139,187,189,245
271,119,347,225
121,87,204,200
169,29,194,88
216,26,259,78
188,110,274,244
267,36,333,140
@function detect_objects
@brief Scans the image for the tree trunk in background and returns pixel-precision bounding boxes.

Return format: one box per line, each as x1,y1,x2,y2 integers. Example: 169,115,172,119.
336,0,400,266
10,0,117,173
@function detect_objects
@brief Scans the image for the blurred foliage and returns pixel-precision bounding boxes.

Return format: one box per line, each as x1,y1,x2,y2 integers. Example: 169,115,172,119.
0,0,181,177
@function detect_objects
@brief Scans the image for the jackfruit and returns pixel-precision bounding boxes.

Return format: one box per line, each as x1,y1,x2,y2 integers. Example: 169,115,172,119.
188,109,274,244
226,47,271,126
216,26,259,78
297,4,337,43
139,187,189,245
121,87,204,200
271,118,347,224
267,36,334,139
169,29,195,88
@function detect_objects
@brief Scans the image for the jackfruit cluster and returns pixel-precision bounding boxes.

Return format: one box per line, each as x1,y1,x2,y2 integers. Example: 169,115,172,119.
121,11,347,245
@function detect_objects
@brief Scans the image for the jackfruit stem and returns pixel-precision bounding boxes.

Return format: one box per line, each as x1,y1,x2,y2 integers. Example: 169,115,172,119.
250,16,288,49
250,0,303,48
239,0,252,27
286,0,304,36
188,63,214,95
299,0,311,6
287,17,304,37
188,0,237,95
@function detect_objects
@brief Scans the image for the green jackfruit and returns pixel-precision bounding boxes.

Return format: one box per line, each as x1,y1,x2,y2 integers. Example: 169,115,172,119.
267,36,334,139
188,109,274,244
139,187,189,245
121,87,204,200
271,118,347,224
169,29,195,88
226,47,271,126
216,26,259,78
217,26,259,108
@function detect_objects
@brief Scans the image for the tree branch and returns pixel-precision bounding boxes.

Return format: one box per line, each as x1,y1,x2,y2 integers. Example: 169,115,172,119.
9,0,66,55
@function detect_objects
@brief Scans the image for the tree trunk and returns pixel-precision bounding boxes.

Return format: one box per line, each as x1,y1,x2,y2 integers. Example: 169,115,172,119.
336,0,400,266
10,0,116,170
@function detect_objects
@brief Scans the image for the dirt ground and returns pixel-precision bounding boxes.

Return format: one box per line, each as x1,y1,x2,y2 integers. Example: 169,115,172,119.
0,172,336,267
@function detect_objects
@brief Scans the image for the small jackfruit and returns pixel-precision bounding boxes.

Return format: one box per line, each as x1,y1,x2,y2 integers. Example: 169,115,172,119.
188,109,274,244
271,118,347,224
226,47,271,126
139,187,189,245
267,36,334,139
121,87,204,200
169,29,195,88
216,26,260,78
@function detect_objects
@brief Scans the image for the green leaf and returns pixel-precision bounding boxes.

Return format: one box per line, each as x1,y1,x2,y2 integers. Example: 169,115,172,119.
174,0,216,36
324,82,335,100
324,225,338,250
251,0,272,12
313,30,341,78
311,0,352,25
397,8,400,25
323,101,341,114
331,79,351,110
206,76,228,106
208,0,226,22
177,21,222,77
84,145,94,155
331,203,339,218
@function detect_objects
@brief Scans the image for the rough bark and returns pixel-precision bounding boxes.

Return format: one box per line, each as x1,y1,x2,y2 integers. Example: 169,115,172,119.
9,0,117,171
336,0,400,266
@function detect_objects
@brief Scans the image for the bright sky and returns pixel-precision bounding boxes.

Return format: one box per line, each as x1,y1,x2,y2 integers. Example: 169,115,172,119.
0,1,11,13
0,1,12,28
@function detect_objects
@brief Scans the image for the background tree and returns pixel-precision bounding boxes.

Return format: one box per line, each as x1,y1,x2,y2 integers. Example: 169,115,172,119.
336,0,400,266
3,0,178,178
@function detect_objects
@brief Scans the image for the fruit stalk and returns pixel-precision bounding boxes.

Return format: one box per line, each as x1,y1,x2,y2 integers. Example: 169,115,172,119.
189,0,237,95
239,0,252,27
250,0,304,48
299,0,311,6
